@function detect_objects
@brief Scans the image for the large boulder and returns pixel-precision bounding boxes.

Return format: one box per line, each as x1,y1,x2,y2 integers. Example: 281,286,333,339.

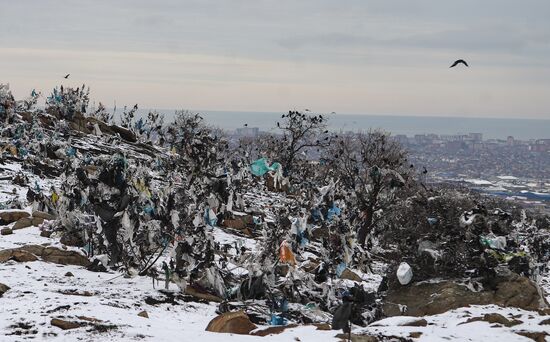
20,245,46,256
0,249,12,263
0,210,30,225
0,245,90,267
12,250,39,262
205,311,257,335
382,273,548,316
31,211,56,220
1,228,13,235
12,217,32,230
51,318,83,330
12,217,44,230
464,313,522,327
0,247,38,263
41,247,90,266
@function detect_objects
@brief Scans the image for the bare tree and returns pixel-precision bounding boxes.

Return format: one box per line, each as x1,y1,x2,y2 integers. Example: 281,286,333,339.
276,111,330,180
326,130,410,246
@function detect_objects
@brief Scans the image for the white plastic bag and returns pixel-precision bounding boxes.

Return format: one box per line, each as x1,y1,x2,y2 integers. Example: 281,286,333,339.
397,262,413,285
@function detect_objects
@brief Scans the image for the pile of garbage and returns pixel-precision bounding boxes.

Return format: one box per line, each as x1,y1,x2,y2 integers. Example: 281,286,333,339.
1,83,549,333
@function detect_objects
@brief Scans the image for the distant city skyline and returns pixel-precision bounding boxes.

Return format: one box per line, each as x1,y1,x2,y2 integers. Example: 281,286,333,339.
1,1,550,119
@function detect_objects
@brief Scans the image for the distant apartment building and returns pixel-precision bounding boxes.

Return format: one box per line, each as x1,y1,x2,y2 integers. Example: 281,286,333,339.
393,134,409,145
529,139,550,152
235,127,259,137
414,134,428,144
468,133,483,142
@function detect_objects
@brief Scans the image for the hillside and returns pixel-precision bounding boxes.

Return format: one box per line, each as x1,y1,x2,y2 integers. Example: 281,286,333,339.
1,84,550,341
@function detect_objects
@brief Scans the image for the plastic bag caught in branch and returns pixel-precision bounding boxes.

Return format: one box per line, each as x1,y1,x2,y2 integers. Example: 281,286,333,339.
250,158,281,177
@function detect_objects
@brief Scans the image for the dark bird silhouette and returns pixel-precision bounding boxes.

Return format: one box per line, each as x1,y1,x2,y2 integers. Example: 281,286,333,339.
244,123,248,127
64,74,70,79
305,108,310,112
423,167,428,174
450,59,468,68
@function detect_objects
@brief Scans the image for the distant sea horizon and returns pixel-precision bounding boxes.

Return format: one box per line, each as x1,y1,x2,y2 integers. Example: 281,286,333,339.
129,109,549,140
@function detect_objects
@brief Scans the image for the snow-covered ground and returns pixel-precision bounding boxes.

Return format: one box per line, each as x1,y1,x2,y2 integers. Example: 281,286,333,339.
2,225,549,341
0,226,338,341
359,306,550,342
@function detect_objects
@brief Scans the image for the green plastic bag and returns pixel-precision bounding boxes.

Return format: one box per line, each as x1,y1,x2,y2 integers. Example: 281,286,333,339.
250,158,281,177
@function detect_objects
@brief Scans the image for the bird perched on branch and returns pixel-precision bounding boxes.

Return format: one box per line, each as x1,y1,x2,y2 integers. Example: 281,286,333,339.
450,59,468,68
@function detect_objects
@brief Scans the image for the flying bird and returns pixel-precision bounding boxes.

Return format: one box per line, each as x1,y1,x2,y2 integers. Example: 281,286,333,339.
64,74,70,79
449,59,468,68
244,123,248,127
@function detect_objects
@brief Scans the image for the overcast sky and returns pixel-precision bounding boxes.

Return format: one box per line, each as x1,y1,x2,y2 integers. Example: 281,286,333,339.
1,0,550,119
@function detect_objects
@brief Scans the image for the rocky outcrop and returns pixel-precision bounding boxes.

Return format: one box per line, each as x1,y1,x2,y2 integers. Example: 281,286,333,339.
205,311,257,335
516,331,548,342
41,247,90,266
31,211,56,220
12,250,39,262
382,273,548,317
462,313,522,327
0,245,90,266
0,210,30,225
51,318,84,330
1,228,12,235
12,217,44,230
0,210,52,230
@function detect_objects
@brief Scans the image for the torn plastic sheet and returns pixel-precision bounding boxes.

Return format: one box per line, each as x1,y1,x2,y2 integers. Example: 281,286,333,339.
250,158,281,177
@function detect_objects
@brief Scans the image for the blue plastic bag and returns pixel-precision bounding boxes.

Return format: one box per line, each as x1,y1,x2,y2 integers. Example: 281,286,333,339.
270,314,287,326
66,147,76,157
204,208,217,226
326,203,341,221
336,262,346,277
